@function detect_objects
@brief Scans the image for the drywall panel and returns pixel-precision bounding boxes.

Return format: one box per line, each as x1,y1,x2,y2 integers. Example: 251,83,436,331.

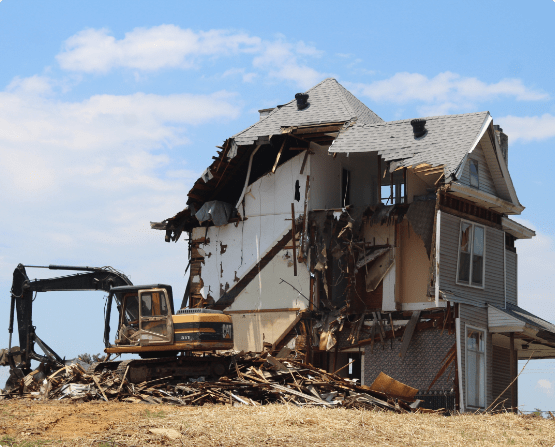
227,249,310,311
397,221,432,304
230,310,300,352
192,152,308,303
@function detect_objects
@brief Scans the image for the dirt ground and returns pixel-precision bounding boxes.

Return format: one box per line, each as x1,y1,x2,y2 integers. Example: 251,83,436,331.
0,400,554,446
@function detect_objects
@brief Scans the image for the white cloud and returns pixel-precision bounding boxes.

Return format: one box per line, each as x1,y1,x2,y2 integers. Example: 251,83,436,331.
497,114,555,142
536,379,553,394
56,26,326,89
57,26,261,73
252,39,326,90
347,71,548,115
0,74,239,280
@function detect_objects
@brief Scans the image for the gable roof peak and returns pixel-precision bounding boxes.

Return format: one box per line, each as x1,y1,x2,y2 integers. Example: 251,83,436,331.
233,78,383,145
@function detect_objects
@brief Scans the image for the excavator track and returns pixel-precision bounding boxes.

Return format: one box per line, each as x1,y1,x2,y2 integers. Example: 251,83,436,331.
87,356,233,384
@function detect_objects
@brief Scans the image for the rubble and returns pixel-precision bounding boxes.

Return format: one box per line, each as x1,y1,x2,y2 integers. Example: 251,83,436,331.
0,351,434,413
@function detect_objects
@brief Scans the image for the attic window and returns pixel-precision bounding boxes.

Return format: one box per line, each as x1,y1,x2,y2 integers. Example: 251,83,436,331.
469,159,479,189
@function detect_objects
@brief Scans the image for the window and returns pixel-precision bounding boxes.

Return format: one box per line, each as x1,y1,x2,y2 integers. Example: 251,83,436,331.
469,159,479,188
466,327,486,408
457,222,485,288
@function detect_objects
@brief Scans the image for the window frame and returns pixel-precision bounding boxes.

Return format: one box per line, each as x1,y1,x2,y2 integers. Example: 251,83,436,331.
469,159,480,189
465,325,487,409
456,219,487,289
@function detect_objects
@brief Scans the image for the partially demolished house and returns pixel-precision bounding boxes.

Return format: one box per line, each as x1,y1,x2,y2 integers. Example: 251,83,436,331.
152,78,555,412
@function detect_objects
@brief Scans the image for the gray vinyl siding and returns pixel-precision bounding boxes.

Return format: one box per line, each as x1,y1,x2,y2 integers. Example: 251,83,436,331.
459,304,493,410
459,143,498,197
492,345,515,409
505,250,518,306
440,211,505,308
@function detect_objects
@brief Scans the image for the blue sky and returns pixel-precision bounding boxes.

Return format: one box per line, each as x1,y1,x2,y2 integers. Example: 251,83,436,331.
1,0,555,412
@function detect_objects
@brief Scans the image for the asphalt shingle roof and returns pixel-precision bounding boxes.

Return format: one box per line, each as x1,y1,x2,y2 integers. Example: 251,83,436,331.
329,111,489,177
233,78,383,146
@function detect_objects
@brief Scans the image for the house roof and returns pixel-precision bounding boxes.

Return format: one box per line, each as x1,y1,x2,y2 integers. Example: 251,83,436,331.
233,78,383,146
328,111,490,178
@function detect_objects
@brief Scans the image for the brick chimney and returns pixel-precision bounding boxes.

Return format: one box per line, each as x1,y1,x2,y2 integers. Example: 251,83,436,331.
494,125,508,165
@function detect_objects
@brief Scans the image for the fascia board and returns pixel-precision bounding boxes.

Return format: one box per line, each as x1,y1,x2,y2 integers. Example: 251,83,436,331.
488,119,522,207
501,217,536,239
454,114,492,180
448,182,524,215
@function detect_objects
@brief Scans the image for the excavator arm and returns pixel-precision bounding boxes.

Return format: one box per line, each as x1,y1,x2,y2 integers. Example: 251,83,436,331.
7,264,132,376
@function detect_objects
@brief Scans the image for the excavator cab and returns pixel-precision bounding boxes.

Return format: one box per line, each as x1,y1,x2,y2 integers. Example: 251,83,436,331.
112,285,174,348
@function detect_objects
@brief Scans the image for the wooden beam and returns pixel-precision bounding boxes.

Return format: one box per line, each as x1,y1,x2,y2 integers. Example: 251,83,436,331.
300,150,310,175
291,203,297,276
399,311,421,358
272,139,286,173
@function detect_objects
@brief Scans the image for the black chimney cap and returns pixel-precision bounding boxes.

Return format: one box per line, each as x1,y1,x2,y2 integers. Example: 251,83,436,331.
295,93,309,110
410,118,427,138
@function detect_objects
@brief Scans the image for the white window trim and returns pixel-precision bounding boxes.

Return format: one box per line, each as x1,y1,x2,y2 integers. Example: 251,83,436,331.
465,324,487,410
456,219,487,289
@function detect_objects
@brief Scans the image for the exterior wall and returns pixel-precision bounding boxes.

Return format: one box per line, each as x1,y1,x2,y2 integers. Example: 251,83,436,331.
191,152,308,305
397,220,432,304
439,211,505,308
459,142,498,197
363,329,455,393
459,304,493,410
505,249,517,305
491,345,515,409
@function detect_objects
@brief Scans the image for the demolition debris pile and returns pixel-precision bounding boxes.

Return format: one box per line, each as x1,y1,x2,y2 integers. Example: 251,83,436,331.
0,350,425,413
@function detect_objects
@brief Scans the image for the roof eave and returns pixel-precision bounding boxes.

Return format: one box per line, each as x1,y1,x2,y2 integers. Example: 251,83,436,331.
447,182,524,215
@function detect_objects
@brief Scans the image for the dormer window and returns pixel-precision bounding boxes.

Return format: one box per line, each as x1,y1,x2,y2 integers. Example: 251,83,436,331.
469,159,479,188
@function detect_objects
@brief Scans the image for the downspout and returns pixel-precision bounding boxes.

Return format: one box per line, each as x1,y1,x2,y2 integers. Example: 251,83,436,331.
235,144,261,211
456,316,465,412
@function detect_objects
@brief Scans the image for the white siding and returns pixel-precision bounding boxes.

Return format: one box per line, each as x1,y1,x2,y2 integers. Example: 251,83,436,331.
459,304,493,409
439,212,505,308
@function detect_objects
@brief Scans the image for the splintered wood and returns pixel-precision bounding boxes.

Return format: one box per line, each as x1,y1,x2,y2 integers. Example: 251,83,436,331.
0,352,423,413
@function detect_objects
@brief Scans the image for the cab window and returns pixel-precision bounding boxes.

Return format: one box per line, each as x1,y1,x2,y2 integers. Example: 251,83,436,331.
140,291,168,317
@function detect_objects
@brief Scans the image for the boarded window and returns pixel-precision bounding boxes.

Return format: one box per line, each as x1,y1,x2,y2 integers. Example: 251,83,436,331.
457,222,485,288
469,159,479,188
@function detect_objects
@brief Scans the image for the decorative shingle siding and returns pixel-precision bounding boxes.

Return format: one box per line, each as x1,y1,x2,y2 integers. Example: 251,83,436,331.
363,329,456,393
439,211,505,308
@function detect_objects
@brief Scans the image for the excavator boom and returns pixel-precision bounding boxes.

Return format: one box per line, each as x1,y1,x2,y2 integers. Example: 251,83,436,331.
6,264,132,375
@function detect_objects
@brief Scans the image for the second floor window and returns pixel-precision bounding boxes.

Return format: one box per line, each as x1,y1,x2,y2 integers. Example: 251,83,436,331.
457,221,485,288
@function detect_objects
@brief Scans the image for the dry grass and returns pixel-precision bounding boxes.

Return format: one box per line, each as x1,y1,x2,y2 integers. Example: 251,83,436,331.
0,400,554,446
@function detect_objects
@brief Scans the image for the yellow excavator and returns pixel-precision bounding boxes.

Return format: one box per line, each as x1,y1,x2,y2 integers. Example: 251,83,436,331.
5,264,234,387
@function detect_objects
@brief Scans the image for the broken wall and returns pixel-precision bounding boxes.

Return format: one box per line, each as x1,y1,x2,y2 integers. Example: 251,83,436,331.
191,151,308,306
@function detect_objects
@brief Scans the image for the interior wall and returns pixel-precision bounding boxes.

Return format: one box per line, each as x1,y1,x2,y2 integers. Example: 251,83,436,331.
397,221,432,304
191,152,308,304
229,310,300,352
309,147,378,210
